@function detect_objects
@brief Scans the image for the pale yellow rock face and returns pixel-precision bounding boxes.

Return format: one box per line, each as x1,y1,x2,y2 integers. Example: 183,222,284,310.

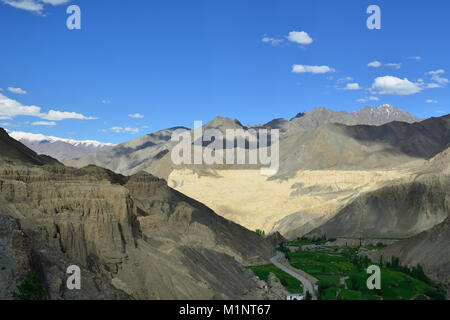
168,169,413,238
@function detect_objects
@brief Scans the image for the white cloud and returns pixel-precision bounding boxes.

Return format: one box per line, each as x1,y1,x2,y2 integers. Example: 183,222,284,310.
335,77,359,89
124,127,139,134
262,37,283,45
368,61,401,69
428,69,449,87
41,110,96,121
287,31,313,45
32,121,56,126
41,0,69,4
128,113,144,119
1,0,68,13
408,56,421,60
357,96,379,103
343,83,361,90
368,61,382,68
428,69,444,75
109,126,139,134
292,64,334,74
426,99,438,104
101,100,111,104
2,0,43,12
8,87,27,95
371,76,422,95
111,127,123,133
385,63,402,69
337,77,353,82
0,93,96,121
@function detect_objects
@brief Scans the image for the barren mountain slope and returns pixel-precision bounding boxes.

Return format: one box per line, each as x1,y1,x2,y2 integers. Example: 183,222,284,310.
307,148,450,239
274,114,449,178
306,175,449,239
375,216,450,284
64,127,186,178
169,169,414,238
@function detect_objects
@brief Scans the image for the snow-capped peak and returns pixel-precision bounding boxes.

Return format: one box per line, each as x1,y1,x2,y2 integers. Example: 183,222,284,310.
365,104,399,115
8,131,116,148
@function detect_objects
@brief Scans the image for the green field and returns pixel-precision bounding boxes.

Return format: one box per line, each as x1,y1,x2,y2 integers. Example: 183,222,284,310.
281,241,445,300
246,264,303,294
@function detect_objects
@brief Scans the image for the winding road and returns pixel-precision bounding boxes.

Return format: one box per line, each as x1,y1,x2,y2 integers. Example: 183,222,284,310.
270,251,317,299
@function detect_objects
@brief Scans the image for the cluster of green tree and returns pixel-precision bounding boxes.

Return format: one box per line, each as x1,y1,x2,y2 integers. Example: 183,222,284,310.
295,235,337,245
375,242,387,248
383,256,446,299
278,275,288,287
341,246,358,259
255,229,265,237
349,255,372,272
277,242,290,256
305,291,312,300
12,272,46,300
423,287,446,300
317,279,334,299
385,256,431,285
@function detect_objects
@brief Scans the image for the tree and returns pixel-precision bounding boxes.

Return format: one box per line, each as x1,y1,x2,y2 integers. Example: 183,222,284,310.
389,256,400,269
279,276,288,287
349,275,360,291
363,255,370,268
424,287,446,300
12,272,46,300
317,280,332,299
305,291,312,300
255,229,265,237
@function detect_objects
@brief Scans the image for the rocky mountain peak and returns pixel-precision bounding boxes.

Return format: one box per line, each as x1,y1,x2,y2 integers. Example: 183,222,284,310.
204,116,245,130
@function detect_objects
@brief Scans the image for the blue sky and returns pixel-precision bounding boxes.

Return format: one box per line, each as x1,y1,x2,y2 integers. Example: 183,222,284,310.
0,0,449,143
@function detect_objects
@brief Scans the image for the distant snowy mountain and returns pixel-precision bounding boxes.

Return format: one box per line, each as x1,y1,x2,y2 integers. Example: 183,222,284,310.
6,130,116,161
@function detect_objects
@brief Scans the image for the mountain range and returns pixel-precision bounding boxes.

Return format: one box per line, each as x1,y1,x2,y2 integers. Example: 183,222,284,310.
0,104,449,296
63,104,422,178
